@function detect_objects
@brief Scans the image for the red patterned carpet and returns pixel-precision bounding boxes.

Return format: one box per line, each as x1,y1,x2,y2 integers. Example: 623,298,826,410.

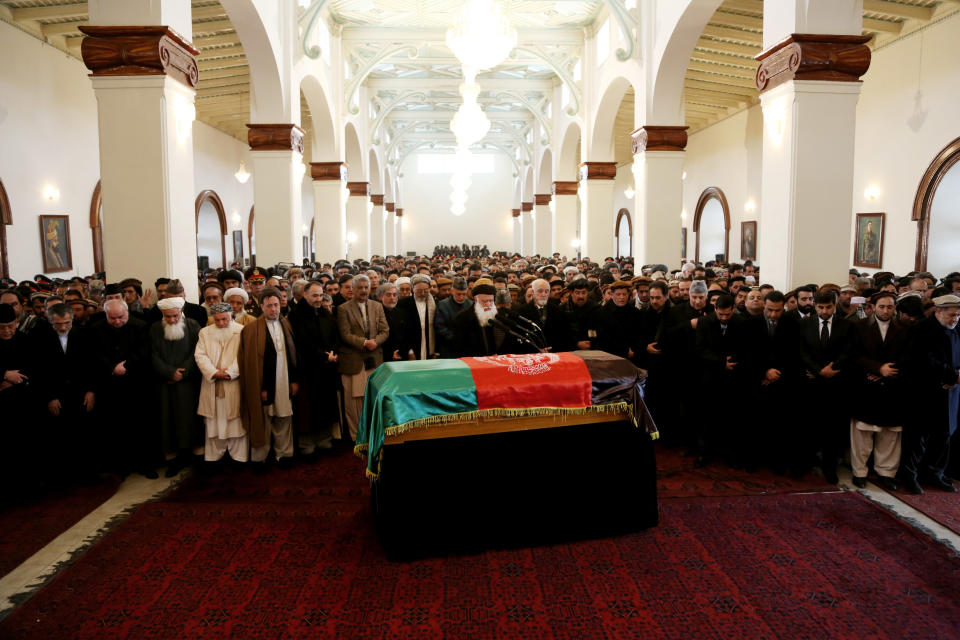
656,446,837,498
887,486,960,537
0,478,120,577
2,448,959,639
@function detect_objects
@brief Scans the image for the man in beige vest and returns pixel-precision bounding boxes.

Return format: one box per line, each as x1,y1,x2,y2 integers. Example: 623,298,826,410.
195,302,247,464
337,274,389,441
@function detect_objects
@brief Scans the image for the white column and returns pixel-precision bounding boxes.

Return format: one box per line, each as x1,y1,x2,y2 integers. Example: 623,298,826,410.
385,204,396,255
250,146,303,267
370,195,385,257
578,164,616,261
395,209,404,255
521,204,534,256
512,211,522,254
632,149,685,268
310,163,347,264
535,196,552,256
552,183,579,258
346,182,370,261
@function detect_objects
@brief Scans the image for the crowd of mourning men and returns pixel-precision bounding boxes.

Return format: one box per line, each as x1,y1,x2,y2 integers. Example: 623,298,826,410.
2,251,960,499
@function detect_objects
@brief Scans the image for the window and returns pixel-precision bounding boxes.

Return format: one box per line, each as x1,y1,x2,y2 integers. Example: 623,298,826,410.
417,154,495,174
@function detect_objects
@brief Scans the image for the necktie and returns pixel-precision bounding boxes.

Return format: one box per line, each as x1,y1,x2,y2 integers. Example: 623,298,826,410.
820,320,829,346
361,302,369,337
721,324,727,336
768,320,776,336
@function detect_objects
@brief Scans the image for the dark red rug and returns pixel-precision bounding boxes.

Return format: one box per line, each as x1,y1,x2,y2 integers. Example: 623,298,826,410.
656,446,837,498
0,478,120,577
2,450,959,639
886,486,960,537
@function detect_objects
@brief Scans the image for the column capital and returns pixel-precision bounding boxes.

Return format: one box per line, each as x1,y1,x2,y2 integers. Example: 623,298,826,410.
755,34,872,93
512,209,521,217
310,161,347,181
385,202,395,212
347,181,369,197
395,208,403,217
521,202,533,212
371,194,384,206
552,181,578,196
578,162,617,181
534,194,552,206
247,124,305,153
78,25,199,88
631,126,689,154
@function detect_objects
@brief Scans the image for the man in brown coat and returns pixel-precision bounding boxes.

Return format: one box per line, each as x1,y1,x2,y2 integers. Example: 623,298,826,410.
338,274,389,441
238,287,299,469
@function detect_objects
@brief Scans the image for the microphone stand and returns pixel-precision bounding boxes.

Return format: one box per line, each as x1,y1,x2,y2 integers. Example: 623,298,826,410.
490,318,546,353
514,313,549,349
499,315,543,349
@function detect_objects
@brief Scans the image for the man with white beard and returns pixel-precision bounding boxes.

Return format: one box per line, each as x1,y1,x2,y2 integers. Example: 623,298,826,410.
451,283,512,356
195,302,247,468
150,296,203,477
223,287,257,327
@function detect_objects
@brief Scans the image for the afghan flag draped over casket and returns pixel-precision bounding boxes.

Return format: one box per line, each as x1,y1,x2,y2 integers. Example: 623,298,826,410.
355,350,656,477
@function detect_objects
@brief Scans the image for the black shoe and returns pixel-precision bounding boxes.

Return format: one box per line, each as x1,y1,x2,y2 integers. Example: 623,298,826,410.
277,457,294,470
900,475,924,495
927,476,958,492
878,476,899,492
851,476,867,488
822,466,839,485
141,468,159,480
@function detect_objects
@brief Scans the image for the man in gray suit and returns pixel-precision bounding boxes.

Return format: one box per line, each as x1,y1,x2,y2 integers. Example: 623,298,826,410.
337,274,389,441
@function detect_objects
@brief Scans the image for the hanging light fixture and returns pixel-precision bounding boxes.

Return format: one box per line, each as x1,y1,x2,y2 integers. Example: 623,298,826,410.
235,162,251,184
445,0,517,75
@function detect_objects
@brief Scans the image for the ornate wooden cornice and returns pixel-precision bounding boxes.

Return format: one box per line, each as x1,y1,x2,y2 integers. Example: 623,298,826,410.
78,25,199,88
578,162,617,181
247,124,305,153
534,194,552,206
755,34,872,93
371,194,384,206
385,202,396,212
310,161,347,181
631,126,689,154
521,202,534,212
347,182,369,197
395,208,403,217
512,209,521,217
552,181,578,196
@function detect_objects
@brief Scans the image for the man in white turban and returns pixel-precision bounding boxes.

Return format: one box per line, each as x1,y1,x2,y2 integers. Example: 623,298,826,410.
195,302,247,466
224,287,256,327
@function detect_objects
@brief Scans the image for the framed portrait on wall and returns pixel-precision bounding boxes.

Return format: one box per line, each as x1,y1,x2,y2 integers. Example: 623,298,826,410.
39,215,72,273
853,212,885,269
741,221,757,261
681,227,687,260
232,230,243,263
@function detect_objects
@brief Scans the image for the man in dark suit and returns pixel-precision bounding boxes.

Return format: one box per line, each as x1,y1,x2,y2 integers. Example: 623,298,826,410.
798,290,855,484
900,294,960,494
378,282,404,363
434,277,472,357
743,290,801,474
397,274,436,359
337,274,389,441
512,278,570,352
849,291,910,490
695,294,747,467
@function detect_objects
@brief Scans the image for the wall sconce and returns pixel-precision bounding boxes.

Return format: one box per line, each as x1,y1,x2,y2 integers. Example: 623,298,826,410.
570,238,580,248
864,185,880,200
234,163,250,184
346,231,358,244
624,185,635,199
744,200,756,213
681,171,687,181
231,211,241,226
301,224,309,234
173,95,195,145
43,185,60,201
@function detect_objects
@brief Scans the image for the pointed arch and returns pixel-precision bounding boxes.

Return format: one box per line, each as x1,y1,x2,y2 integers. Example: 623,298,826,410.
537,148,553,193
195,190,228,269
558,121,581,181
89,180,104,274
693,186,730,263
344,122,364,180
913,136,960,271
248,205,256,267
616,208,632,258
590,76,635,162
0,178,10,278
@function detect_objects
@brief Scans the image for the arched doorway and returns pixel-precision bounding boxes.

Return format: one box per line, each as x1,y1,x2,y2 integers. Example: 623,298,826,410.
89,180,103,274
693,186,730,263
248,205,256,267
914,137,960,273
0,179,11,278
615,208,632,258
195,190,227,269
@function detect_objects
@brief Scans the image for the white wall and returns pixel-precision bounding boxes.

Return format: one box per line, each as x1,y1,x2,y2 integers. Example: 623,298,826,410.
398,153,516,256
0,21,100,280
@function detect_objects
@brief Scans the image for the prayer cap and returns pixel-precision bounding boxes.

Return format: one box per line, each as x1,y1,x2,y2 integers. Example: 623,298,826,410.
472,284,496,296
156,297,185,310
210,302,233,315
224,287,249,303
933,294,960,308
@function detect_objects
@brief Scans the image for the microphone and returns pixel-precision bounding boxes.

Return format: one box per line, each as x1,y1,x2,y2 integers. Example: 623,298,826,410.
490,317,543,352
515,313,548,347
498,314,541,344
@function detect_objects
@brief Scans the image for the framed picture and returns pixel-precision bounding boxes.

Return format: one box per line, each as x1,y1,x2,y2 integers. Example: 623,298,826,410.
39,215,72,273
232,230,243,262
853,212,885,269
681,227,687,260
741,221,757,261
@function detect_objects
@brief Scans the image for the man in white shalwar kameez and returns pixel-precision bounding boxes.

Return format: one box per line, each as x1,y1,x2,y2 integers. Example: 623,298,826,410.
195,303,248,462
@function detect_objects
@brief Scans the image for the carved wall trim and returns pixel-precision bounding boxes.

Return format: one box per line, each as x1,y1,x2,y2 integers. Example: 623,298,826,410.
385,202,395,212
395,208,403,217
578,162,617,181
755,33,872,93
552,181,579,196
512,209,521,217
347,182,370,197
371,194,384,206
247,124,305,153
310,161,347,181
913,136,960,271
693,186,731,263
521,202,533,212
631,126,689,154
534,193,552,206
78,25,199,88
